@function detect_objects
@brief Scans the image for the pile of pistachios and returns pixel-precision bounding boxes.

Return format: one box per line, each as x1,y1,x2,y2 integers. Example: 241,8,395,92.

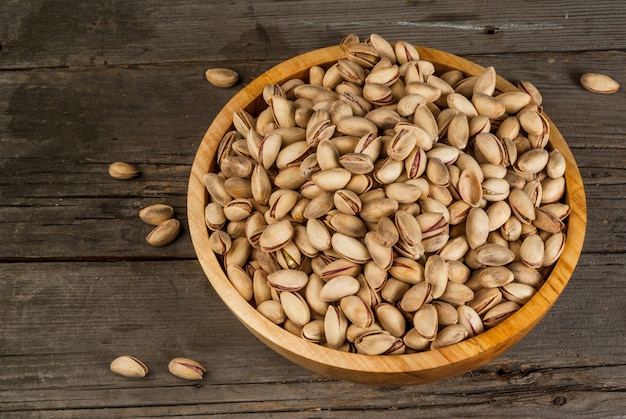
203,34,569,355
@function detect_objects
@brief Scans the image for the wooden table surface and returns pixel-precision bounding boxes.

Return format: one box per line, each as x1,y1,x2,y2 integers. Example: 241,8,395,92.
1,1,625,417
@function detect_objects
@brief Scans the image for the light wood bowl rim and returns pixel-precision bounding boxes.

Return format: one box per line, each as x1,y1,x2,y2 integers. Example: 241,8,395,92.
187,44,587,385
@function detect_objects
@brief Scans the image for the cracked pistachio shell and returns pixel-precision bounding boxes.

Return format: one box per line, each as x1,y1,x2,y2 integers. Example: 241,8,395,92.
145,219,180,247
110,356,148,378
533,206,565,234
457,305,484,337
414,303,439,341
168,357,206,380
301,319,326,343
458,169,484,207
209,230,232,255
518,80,543,105
339,152,375,175
468,287,503,316
259,220,294,253
333,189,362,215
483,301,520,328
369,34,397,63
388,257,425,285
223,198,253,222
394,41,420,64
326,212,367,238
501,282,537,305
355,330,398,355
430,324,469,349
425,255,448,299
324,305,349,348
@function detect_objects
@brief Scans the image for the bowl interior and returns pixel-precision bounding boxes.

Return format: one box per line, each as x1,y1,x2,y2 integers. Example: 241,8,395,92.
187,44,587,385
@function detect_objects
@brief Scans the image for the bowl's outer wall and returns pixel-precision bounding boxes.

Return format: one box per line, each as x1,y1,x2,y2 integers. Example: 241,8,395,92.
187,45,587,385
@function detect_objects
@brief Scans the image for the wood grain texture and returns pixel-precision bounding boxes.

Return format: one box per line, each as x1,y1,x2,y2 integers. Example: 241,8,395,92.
1,260,624,416
1,0,625,415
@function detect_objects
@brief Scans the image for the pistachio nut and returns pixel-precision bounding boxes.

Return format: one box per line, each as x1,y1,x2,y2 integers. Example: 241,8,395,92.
168,357,206,380
110,355,148,378
580,72,620,94
109,162,140,180
146,219,180,247
205,67,238,88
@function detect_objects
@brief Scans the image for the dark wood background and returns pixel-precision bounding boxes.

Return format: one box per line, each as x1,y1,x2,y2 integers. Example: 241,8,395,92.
1,1,625,417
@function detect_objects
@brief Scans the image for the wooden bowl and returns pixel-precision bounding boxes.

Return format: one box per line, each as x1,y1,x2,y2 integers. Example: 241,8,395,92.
187,45,587,385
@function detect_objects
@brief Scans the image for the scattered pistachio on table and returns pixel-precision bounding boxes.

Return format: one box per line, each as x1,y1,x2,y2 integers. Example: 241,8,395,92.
139,204,180,247
108,162,140,180
110,355,149,378
145,218,180,247
168,357,206,380
205,68,239,88
139,204,175,225
580,72,620,94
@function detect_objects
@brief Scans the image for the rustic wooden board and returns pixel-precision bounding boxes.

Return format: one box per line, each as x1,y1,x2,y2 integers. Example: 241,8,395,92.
0,260,624,416
2,53,626,260
2,0,626,415
1,1,626,69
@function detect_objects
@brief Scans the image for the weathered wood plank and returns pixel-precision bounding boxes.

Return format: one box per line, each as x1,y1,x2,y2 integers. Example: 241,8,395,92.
1,1,626,69
1,0,625,415
1,50,626,260
0,258,624,417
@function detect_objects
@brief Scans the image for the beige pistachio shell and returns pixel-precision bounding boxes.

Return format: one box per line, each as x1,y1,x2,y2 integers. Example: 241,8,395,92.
580,72,619,94
109,162,140,180
168,358,206,380
205,67,239,88
110,356,148,378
